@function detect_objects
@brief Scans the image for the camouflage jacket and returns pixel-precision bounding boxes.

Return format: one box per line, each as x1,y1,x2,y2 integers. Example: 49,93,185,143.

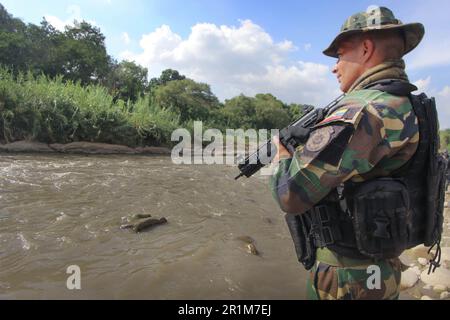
269,60,419,215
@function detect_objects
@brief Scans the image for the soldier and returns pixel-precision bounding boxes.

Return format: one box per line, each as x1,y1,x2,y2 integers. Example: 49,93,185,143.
269,6,432,300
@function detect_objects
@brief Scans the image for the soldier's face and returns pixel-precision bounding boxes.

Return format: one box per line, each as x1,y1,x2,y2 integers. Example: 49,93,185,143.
332,39,366,92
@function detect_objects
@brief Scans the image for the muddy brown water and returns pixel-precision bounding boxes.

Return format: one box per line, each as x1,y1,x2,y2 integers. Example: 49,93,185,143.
0,154,308,299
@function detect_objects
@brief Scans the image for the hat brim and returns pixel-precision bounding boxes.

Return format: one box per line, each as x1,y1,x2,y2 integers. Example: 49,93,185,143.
322,22,425,58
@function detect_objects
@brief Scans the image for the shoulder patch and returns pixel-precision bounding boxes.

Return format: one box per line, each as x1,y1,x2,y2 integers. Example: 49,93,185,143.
305,126,333,152
315,104,364,127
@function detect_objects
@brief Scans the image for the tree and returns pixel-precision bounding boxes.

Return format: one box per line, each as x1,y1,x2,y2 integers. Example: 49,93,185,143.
221,95,256,129
221,93,291,129
0,4,29,71
253,94,291,129
153,78,219,122
148,69,186,91
54,21,111,85
106,60,148,102
286,103,312,122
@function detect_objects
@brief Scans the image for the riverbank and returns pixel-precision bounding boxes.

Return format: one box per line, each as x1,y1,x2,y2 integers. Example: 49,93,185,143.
0,140,172,155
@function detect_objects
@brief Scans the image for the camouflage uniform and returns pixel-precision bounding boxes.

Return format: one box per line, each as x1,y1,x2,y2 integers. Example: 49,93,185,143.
269,7,425,300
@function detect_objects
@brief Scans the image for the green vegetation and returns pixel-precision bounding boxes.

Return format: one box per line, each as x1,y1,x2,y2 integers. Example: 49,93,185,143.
0,68,179,146
440,129,450,153
0,4,311,148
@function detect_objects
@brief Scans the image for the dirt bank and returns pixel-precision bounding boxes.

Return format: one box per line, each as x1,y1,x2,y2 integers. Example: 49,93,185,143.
0,140,171,155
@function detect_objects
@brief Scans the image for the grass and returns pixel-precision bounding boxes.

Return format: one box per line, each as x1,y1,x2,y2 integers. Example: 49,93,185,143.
0,67,181,147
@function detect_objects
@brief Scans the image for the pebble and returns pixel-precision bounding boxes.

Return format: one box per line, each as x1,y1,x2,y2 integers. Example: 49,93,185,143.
423,284,433,290
420,268,450,288
418,257,428,266
440,291,449,300
421,295,433,300
401,268,419,289
433,285,448,293
411,266,422,276
410,245,432,259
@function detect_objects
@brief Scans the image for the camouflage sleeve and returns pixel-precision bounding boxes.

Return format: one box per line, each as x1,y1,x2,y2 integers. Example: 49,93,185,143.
269,96,418,214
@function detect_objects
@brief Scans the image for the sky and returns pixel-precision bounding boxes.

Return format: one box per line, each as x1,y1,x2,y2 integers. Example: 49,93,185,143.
2,0,450,128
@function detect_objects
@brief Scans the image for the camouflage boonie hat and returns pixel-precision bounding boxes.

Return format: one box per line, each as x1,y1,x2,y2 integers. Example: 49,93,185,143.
323,6,424,58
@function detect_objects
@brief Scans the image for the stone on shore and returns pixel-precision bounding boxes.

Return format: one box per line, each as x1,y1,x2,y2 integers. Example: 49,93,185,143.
421,295,433,300
0,140,172,155
433,285,448,293
418,257,428,266
401,268,420,290
440,291,449,300
50,142,137,154
420,268,450,288
0,141,53,153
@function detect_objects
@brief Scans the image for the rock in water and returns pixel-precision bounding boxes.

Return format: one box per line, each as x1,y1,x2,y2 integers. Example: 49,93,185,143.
132,213,152,220
440,291,449,300
246,243,259,256
120,224,134,230
133,217,167,233
421,295,433,300
236,236,260,256
236,236,255,244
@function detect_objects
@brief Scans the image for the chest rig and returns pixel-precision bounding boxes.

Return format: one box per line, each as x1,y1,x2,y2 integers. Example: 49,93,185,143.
286,80,448,272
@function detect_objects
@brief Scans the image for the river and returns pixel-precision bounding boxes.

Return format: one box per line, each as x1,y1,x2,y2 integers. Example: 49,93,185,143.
0,154,308,299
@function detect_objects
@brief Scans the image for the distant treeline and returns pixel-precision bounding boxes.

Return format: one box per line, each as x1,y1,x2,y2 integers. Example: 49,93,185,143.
0,4,311,147
441,129,450,153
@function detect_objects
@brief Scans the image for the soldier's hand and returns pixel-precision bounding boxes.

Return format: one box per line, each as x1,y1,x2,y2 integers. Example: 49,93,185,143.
272,135,292,163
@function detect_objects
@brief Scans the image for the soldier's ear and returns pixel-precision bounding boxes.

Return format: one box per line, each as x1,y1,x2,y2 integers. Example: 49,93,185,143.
361,38,376,62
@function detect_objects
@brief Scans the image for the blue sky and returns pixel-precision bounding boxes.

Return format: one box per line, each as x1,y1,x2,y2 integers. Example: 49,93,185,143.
2,0,450,127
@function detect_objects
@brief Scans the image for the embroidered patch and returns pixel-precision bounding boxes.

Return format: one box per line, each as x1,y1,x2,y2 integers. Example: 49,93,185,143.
306,126,334,152
317,105,361,126
317,108,348,125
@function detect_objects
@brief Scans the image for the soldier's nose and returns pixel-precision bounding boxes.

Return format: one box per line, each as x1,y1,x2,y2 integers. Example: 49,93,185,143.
332,64,338,74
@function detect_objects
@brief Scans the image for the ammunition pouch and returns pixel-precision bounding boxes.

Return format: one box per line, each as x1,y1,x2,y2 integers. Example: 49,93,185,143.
343,178,410,259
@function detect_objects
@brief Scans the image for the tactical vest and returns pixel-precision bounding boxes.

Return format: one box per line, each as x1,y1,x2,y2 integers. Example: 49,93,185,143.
286,80,448,272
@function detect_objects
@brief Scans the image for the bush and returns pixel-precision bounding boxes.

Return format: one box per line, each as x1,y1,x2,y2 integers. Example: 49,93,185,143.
0,67,181,147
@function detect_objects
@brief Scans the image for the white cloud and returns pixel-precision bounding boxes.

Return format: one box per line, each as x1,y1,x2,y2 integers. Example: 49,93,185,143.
411,79,450,129
45,5,98,32
413,76,431,93
403,1,450,70
436,86,450,129
439,86,450,97
407,41,450,70
121,32,131,45
120,20,337,106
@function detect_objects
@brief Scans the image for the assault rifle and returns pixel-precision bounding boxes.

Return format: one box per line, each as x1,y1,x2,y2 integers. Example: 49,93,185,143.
234,94,344,180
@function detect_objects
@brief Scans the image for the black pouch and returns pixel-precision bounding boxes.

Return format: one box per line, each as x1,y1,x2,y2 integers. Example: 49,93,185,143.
421,95,448,246
424,153,448,246
347,178,410,260
285,213,316,270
